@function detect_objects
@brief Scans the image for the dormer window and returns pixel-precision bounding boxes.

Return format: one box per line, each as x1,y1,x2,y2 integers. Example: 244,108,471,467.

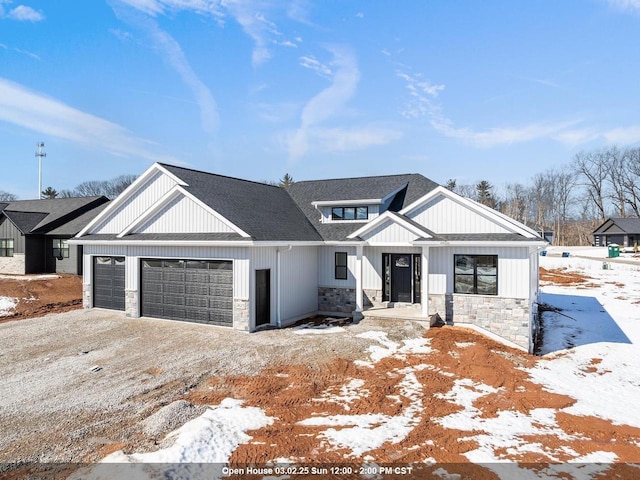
332,206,368,221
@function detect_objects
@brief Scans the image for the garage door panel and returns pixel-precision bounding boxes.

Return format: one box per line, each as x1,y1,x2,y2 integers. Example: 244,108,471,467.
93,256,125,311
141,259,233,327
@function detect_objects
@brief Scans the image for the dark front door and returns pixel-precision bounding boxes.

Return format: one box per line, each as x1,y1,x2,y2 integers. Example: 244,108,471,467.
255,269,270,326
391,254,412,302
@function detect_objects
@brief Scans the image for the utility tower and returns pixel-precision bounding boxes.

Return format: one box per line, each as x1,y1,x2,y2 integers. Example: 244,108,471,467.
35,142,46,199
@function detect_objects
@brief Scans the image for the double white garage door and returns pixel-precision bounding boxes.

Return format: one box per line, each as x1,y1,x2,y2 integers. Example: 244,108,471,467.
93,257,233,327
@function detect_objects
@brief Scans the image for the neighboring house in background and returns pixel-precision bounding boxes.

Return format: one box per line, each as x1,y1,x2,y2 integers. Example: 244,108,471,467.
531,225,554,245
593,217,640,248
72,163,546,352
0,197,109,275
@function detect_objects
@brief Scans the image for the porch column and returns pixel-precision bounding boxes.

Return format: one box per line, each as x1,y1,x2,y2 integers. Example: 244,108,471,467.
354,244,364,319
421,246,429,318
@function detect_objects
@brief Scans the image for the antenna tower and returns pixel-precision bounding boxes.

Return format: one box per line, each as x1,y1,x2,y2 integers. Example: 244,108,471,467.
35,142,46,199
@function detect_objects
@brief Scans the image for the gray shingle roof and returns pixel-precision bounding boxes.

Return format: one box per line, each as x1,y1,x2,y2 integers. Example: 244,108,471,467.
286,174,440,241
159,164,323,242
1,196,109,235
435,233,541,242
79,232,245,242
593,217,640,234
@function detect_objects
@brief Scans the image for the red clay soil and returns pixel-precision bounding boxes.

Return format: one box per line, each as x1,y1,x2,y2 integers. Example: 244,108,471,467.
182,327,640,478
539,267,595,286
0,275,82,323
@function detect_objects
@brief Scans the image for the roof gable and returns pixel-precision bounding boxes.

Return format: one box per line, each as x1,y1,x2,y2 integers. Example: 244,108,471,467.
401,186,539,238
348,211,437,243
594,217,640,234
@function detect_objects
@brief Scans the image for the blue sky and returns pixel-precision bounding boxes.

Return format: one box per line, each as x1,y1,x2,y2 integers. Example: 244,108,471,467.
1,0,640,199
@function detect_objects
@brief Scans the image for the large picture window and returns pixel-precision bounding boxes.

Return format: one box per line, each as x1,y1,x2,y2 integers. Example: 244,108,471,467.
335,252,348,280
52,239,69,259
454,255,498,295
0,239,13,257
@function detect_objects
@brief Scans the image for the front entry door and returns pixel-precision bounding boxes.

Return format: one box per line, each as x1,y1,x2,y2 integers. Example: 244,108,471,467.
255,269,270,326
391,254,412,302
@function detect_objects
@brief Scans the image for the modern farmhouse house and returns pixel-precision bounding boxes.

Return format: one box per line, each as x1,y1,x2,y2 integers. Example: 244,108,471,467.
0,196,109,275
72,163,546,352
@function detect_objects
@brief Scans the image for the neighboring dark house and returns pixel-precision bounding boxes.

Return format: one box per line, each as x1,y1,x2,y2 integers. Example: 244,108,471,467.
0,197,109,275
593,217,640,247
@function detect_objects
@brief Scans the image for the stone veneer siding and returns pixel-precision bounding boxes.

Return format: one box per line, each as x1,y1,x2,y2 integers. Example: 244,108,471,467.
429,293,530,350
234,298,250,331
318,287,356,313
363,289,383,308
0,253,25,275
125,289,139,317
82,283,91,309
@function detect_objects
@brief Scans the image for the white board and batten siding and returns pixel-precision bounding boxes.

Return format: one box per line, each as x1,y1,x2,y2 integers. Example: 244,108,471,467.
408,196,511,234
429,246,531,299
136,195,234,234
90,170,178,235
277,246,318,325
318,245,357,287
360,220,420,244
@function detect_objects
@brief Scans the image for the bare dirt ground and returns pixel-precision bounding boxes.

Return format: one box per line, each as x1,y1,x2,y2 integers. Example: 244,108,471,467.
0,275,82,323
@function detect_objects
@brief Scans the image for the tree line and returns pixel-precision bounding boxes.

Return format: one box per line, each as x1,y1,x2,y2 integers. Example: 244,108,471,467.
447,145,640,246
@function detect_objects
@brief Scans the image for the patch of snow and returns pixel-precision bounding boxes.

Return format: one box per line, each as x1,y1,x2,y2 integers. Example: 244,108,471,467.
298,366,423,457
355,331,431,364
533,256,640,429
0,296,17,317
293,324,345,335
81,398,272,477
315,378,368,411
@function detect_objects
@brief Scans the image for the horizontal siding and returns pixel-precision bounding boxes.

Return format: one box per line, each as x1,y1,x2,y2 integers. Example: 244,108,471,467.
91,170,177,234
318,245,356,287
409,195,511,234
428,246,530,298
137,195,234,234
363,246,421,290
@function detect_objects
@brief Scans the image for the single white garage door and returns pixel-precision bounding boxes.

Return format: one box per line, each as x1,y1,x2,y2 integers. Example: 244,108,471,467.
140,259,233,326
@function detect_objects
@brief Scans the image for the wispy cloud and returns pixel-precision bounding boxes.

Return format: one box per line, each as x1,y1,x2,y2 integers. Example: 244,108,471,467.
0,2,44,22
112,2,219,133
0,77,178,162
603,125,640,143
607,0,640,14
299,55,332,78
286,45,402,159
397,69,593,148
13,47,40,60
117,0,224,18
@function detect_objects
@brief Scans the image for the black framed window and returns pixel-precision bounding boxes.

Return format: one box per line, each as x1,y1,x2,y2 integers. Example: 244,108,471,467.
52,239,69,259
331,206,368,220
454,255,498,295
335,252,348,280
0,239,14,257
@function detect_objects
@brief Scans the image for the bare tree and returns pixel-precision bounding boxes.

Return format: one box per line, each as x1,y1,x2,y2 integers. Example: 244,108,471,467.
502,182,528,224
605,146,627,217
573,149,609,221
0,190,17,201
621,147,640,216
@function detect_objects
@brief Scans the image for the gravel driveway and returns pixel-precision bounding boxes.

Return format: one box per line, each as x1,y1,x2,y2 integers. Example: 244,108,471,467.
0,309,427,465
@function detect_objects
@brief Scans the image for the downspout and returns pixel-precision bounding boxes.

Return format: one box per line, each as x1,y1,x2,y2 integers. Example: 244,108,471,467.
276,245,292,328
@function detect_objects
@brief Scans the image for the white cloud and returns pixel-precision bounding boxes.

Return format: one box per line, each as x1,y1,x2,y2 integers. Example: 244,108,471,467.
13,47,40,60
603,125,640,143
0,77,178,163
299,55,332,78
117,0,223,18
607,0,640,14
287,45,360,159
431,117,582,148
397,72,444,119
6,4,43,21
112,3,218,134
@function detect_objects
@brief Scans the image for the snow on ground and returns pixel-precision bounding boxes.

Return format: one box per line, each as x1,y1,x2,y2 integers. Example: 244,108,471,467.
0,296,17,317
74,398,273,479
527,254,640,429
